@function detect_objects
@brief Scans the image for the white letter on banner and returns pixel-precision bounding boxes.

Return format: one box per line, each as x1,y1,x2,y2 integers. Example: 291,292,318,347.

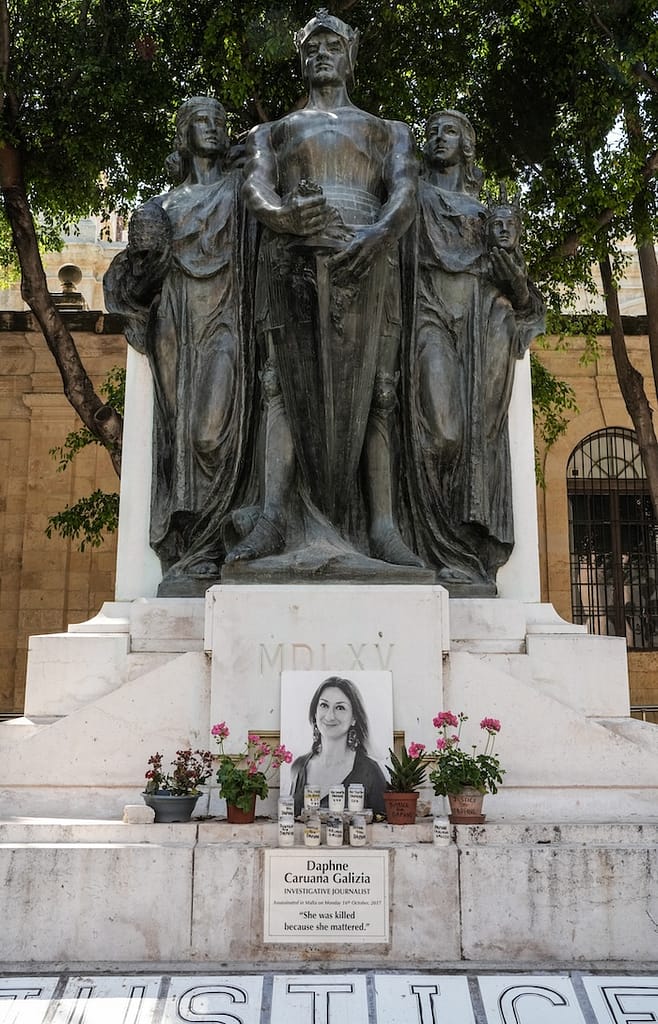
598,987,658,1024
286,983,354,1024
499,985,569,1024
176,985,248,1024
0,986,44,1006
410,984,440,1024
62,985,152,1024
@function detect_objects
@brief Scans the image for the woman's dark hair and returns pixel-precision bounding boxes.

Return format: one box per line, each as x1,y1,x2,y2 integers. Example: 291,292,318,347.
308,676,370,755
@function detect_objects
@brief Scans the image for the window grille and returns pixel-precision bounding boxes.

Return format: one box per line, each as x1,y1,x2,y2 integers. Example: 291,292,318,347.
568,428,658,650
631,705,658,725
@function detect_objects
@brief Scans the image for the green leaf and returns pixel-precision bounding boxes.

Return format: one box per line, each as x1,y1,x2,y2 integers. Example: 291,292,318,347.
45,490,119,551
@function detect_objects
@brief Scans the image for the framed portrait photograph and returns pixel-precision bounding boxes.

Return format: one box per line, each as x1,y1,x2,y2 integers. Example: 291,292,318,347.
279,670,394,816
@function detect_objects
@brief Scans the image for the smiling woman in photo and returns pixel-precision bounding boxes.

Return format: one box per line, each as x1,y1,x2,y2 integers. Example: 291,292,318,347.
290,676,387,816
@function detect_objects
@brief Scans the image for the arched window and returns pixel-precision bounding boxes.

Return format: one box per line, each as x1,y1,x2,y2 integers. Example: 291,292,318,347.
568,428,658,649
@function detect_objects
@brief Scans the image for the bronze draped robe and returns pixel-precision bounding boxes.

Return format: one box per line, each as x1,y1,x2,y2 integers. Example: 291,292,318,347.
403,179,545,583
105,170,257,575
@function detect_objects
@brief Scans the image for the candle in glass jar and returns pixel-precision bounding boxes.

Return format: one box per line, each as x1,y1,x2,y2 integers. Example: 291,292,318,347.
326,816,344,847
328,785,345,812
278,796,295,820
278,819,295,846
433,816,451,845
304,785,320,811
347,783,364,811
349,814,367,846
304,816,321,847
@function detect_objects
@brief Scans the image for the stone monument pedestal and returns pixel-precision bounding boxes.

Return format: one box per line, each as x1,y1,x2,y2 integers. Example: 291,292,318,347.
0,586,657,964
1,818,657,965
2,586,654,821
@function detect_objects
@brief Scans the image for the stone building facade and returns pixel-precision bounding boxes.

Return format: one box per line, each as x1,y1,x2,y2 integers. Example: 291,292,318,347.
536,325,658,715
0,312,124,712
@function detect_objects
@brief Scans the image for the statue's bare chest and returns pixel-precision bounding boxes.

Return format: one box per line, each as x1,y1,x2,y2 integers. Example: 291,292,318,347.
272,109,390,192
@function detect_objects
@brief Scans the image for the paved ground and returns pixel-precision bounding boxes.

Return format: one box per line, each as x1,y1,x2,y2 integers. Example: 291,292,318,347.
2,970,658,1024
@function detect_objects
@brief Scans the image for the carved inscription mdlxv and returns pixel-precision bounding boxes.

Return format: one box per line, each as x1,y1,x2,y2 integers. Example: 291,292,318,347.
258,643,395,675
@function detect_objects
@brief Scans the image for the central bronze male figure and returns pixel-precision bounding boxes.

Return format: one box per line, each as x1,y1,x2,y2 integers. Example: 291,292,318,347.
226,9,423,574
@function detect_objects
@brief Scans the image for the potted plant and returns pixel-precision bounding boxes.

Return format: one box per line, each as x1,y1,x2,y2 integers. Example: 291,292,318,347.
428,711,505,823
383,741,428,824
212,721,293,823
142,747,214,822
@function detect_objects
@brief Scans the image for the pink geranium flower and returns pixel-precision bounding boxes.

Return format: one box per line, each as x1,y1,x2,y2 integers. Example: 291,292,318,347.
433,711,459,729
273,744,293,767
407,742,426,759
213,722,295,814
429,709,504,798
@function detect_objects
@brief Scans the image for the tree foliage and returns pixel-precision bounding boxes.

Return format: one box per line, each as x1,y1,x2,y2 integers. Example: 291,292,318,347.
45,368,124,550
6,1,658,514
45,488,119,552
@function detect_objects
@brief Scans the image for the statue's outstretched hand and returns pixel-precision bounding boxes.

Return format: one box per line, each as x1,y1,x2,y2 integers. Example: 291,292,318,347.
489,247,530,309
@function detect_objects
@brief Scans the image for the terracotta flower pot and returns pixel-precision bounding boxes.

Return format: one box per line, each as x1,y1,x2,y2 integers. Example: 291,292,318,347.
383,791,419,824
226,794,257,823
447,787,486,824
142,792,199,823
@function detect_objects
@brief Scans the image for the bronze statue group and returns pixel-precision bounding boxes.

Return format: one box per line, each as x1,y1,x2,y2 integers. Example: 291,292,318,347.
105,10,545,597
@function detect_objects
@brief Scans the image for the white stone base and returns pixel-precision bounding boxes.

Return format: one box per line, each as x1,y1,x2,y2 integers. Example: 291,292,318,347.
2,587,658,965
1,588,657,820
1,820,657,965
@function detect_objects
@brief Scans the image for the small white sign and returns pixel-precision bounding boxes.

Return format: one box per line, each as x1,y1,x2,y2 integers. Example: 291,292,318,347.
263,849,389,943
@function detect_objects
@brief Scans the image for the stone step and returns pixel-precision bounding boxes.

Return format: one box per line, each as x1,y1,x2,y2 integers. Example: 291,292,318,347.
1,819,658,966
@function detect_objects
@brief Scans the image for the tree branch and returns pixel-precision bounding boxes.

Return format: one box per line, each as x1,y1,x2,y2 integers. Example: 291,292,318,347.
0,144,123,476
0,0,9,113
631,62,658,95
0,0,17,130
600,251,658,517
551,150,658,259
252,93,269,124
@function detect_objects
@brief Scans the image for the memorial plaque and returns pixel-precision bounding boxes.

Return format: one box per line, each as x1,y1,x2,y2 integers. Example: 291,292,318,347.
263,849,389,943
